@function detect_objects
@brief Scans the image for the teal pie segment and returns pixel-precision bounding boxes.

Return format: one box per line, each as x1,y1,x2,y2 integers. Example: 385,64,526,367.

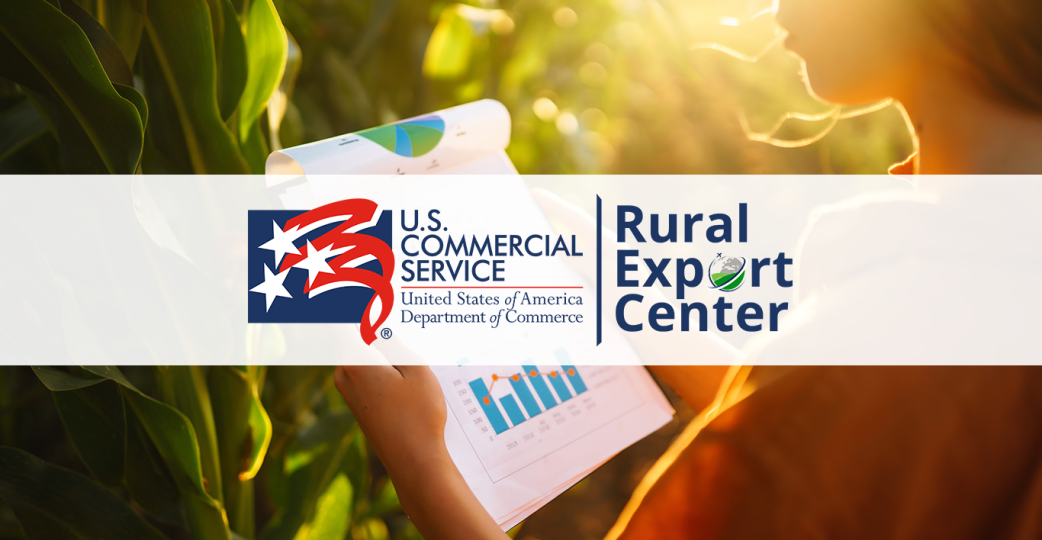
355,115,446,157
394,125,412,156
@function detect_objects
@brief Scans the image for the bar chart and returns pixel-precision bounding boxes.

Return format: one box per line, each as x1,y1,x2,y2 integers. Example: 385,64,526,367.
467,353,589,435
438,352,646,481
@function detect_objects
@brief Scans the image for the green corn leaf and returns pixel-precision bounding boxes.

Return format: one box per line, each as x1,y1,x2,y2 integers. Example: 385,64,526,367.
299,473,353,540
267,366,332,422
203,0,224,59
243,389,273,481
10,175,231,534
156,366,224,505
115,82,148,131
210,366,273,538
422,5,474,79
23,88,109,173
0,0,143,173
121,386,232,540
241,116,269,174
0,446,168,540
351,518,389,540
80,366,137,389
33,367,218,509
97,0,146,66
52,379,127,487
58,0,134,87
125,411,183,522
238,0,286,141
342,425,371,502
209,367,252,500
216,0,248,121
138,37,193,173
229,478,256,540
39,366,231,540
260,410,356,540
267,29,300,151
366,479,401,518
31,367,98,392
0,100,48,164
120,386,211,499
143,0,249,174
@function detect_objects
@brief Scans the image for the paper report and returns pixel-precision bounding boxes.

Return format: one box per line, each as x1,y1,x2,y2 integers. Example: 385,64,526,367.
266,100,675,530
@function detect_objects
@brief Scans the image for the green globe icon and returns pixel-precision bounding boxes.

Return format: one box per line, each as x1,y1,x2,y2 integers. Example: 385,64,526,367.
708,255,746,291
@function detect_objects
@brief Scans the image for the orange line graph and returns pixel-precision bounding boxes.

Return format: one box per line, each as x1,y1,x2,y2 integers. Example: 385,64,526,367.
481,368,577,404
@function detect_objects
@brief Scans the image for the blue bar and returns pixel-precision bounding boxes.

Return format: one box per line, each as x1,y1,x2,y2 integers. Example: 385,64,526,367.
554,349,588,395
522,364,558,410
499,395,526,426
548,370,573,401
469,379,509,434
509,374,543,418
561,365,587,394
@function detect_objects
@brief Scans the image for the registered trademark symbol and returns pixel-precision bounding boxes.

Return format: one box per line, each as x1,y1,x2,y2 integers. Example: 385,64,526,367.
380,328,393,340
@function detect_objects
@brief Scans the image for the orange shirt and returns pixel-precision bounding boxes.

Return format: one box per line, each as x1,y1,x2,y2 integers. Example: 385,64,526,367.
607,170,1042,540
609,365,1042,540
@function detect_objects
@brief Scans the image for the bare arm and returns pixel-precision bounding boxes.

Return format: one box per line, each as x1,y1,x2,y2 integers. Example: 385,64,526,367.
335,338,507,540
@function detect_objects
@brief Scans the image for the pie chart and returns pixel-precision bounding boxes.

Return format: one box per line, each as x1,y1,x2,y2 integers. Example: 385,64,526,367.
355,115,446,158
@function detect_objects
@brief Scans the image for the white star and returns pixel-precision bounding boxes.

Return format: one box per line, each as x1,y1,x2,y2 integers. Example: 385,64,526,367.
258,220,300,268
250,264,292,311
294,241,349,288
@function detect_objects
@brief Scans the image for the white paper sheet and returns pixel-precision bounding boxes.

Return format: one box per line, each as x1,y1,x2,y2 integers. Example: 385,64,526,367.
435,365,673,529
266,100,674,530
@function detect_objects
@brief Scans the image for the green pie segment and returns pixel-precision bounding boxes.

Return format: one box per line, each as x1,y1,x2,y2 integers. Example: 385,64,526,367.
354,115,446,158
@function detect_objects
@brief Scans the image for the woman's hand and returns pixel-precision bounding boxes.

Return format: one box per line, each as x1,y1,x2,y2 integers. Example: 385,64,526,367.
334,336,448,481
334,330,507,540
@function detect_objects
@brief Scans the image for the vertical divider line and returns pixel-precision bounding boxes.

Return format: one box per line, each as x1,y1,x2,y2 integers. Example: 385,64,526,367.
596,195,603,345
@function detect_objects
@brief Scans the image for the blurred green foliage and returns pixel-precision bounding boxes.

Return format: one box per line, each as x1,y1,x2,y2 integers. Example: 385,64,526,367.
0,167,417,539
0,365,419,540
0,0,913,176
274,0,914,174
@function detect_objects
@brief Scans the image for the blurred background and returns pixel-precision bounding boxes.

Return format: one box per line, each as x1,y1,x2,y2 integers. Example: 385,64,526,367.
0,1,917,539
0,0,915,175
274,0,916,174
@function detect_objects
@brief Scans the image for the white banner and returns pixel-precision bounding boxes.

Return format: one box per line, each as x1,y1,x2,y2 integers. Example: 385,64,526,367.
1,175,1038,366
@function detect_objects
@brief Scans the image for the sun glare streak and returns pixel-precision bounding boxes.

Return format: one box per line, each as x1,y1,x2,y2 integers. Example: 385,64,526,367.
739,108,841,148
750,4,778,21
688,30,788,62
837,98,895,119
687,3,895,149
737,98,894,148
